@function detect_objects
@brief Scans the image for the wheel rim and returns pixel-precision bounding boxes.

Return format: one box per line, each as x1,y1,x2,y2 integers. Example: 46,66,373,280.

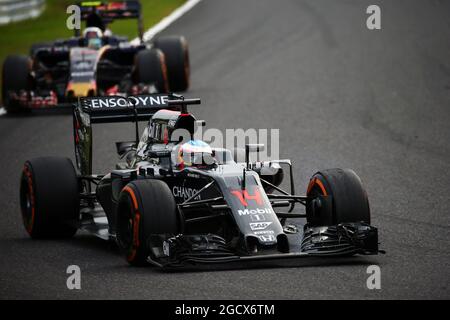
306,177,330,225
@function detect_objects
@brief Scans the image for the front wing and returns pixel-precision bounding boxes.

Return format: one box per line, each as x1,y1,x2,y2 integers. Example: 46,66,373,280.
149,222,381,268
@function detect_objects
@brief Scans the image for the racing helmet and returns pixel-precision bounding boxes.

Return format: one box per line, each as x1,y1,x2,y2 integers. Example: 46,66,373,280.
177,140,216,169
83,27,103,49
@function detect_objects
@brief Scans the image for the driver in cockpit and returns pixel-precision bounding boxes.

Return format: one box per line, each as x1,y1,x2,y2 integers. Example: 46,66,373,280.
83,27,103,50
137,109,216,169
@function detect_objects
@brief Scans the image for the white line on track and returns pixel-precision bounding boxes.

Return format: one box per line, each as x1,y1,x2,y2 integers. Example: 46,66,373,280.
131,0,202,45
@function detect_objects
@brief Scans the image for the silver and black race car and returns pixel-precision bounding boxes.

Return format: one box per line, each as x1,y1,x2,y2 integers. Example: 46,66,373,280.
19,94,381,268
2,1,189,112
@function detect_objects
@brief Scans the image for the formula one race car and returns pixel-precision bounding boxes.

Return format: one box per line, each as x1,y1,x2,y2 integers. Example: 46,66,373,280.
19,94,380,268
2,1,189,113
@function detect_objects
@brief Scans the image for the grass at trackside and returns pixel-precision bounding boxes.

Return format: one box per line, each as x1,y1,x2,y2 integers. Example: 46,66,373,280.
0,0,185,99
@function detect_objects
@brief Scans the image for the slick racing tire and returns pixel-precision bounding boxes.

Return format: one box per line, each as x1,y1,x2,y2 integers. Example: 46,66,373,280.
116,179,179,266
153,36,190,92
306,168,370,226
20,157,79,238
2,55,31,113
134,49,169,93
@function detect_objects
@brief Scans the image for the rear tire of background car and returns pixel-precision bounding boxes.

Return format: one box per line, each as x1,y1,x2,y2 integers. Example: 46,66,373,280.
116,179,179,266
20,157,79,238
2,55,31,113
154,36,190,92
306,168,370,226
134,49,169,93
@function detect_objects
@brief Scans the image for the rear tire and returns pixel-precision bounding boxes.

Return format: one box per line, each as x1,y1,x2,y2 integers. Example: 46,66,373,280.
20,157,79,238
306,168,370,226
116,179,178,266
2,55,31,113
134,49,169,93
154,36,190,92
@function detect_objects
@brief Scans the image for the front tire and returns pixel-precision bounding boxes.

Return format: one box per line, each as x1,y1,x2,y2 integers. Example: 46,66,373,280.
20,157,79,238
116,179,178,266
153,36,190,92
306,168,370,226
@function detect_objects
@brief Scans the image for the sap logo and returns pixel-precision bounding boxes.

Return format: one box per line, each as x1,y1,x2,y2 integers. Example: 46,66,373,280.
230,187,263,206
238,207,274,216
172,186,201,200
249,222,272,231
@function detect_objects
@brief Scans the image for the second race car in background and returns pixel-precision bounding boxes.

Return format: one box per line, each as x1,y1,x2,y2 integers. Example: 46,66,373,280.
1,1,190,113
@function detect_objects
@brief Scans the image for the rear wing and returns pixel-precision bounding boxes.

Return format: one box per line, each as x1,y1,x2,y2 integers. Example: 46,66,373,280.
76,1,144,40
73,94,201,176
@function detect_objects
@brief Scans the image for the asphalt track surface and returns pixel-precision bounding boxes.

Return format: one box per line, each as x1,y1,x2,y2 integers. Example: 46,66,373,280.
1,0,449,299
